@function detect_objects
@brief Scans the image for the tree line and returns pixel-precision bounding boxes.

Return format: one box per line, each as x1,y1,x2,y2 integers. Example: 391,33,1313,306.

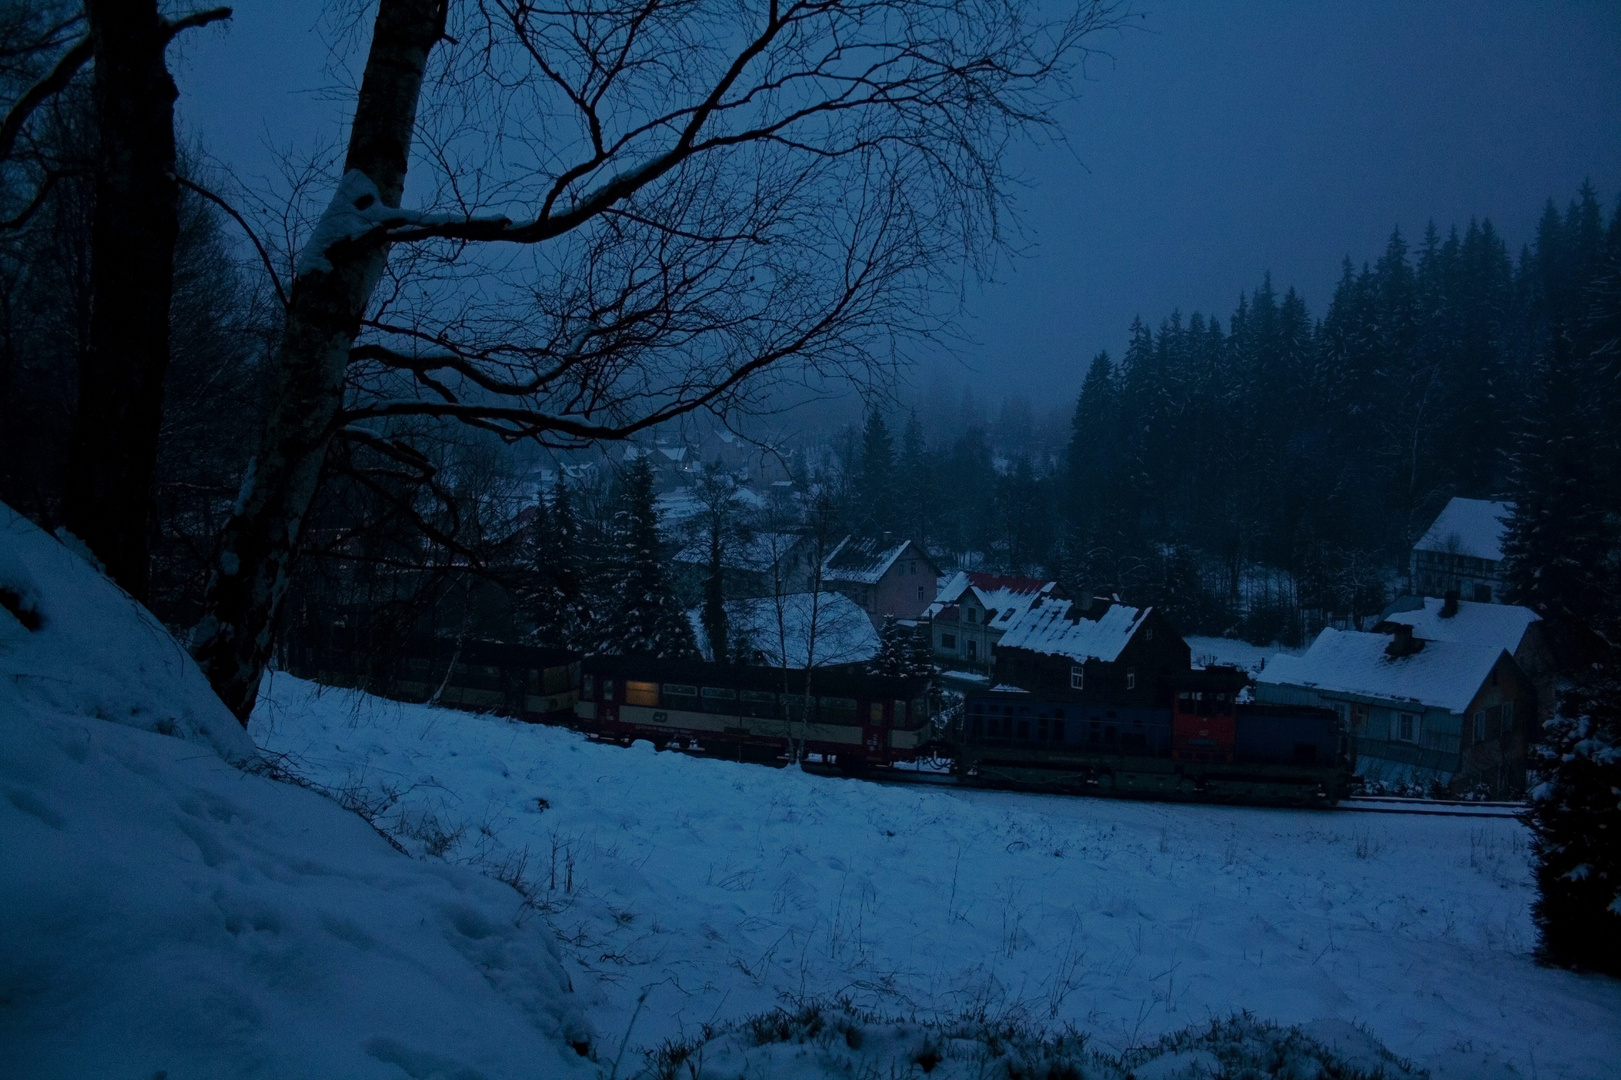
836,182,1620,646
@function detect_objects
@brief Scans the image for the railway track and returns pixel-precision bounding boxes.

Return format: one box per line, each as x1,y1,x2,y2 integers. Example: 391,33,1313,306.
800,756,1527,817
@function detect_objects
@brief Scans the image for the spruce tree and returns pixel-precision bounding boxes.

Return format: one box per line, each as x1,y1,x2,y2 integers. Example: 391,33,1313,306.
600,456,698,658
868,615,927,677
524,480,589,650
1528,657,1621,975
701,527,729,663
856,411,896,534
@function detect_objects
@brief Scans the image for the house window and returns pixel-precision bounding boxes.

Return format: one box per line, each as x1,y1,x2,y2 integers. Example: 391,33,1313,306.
1126,667,1136,690
1502,701,1514,730
967,641,978,660
917,585,926,601
965,608,976,623
1474,710,1486,741
1396,712,1419,743
941,633,956,650
1070,666,1084,690
1146,628,1153,641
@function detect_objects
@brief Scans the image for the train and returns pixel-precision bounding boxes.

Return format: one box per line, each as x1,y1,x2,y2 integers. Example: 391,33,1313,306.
288,637,1352,806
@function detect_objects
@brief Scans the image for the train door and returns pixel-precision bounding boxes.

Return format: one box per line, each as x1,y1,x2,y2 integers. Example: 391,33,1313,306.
864,699,886,762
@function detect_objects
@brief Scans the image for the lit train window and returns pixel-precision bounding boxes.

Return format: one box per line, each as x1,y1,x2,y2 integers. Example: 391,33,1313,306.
625,681,659,706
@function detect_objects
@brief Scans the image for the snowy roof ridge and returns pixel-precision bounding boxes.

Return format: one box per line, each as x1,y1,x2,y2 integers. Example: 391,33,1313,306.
1258,627,1507,714
1413,497,1513,561
995,597,1149,664
1378,596,1539,655
821,535,915,585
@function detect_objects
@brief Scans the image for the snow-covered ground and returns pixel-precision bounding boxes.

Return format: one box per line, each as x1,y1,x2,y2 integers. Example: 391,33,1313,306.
253,677,1621,1080
1,506,592,1078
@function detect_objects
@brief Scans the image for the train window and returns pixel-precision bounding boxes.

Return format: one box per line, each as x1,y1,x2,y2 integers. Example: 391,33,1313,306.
870,702,884,723
782,693,812,720
821,696,858,716
662,684,698,706
583,674,595,697
912,697,927,721
740,690,777,718
603,680,614,701
701,687,737,699
702,687,738,713
893,700,907,724
741,690,775,704
625,681,660,707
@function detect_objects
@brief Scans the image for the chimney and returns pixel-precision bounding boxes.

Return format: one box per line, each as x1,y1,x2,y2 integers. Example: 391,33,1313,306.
1440,589,1459,619
1386,623,1423,658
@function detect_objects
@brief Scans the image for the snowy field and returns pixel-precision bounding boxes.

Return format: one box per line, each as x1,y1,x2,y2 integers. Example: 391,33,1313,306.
1,507,592,1079
254,677,1621,1080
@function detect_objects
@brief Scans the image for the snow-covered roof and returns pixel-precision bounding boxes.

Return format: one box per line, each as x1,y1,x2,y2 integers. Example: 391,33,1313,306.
926,571,1057,624
995,598,1150,664
1258,628,1507,714
657,446,688,463
1378,597,1539,656
1413,497,1512,561
821,536,923,585
690,592,878,667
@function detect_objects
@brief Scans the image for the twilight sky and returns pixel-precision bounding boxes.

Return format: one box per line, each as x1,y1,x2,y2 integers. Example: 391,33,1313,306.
172,1,1621,409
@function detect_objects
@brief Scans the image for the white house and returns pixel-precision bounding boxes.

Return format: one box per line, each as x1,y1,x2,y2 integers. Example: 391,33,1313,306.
1411,497,1513,603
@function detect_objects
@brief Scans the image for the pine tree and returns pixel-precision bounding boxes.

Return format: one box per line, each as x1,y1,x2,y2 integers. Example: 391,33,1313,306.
1503,333,1614,632
898,410,935,545
599,456,698,658
1528,655,1621,975
856,411,896,533
701,526,729,663
868,614,931,678
524,480,589,649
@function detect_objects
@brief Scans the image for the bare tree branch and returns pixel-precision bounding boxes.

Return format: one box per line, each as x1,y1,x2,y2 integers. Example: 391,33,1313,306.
0,32,90,165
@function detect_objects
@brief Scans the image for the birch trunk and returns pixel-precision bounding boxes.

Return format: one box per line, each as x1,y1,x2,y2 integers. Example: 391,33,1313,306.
61,0,182,601
190,0,443,721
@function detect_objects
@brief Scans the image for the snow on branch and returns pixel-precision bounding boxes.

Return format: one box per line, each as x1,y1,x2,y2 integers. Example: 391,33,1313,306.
295,170,510,276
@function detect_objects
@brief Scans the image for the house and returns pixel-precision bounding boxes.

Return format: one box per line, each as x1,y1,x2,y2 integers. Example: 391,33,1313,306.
1374,593,1553,720
688,592,879,668
991,597,1191,707
672,532,815,601
1255,625,1534,795
820,536,940,628
924,572,1063,672
1411,497,1513,603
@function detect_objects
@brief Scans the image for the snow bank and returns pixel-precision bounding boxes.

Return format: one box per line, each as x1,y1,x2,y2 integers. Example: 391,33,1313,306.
0,504,253,761
255,676,1621,1080
0,503,593,1078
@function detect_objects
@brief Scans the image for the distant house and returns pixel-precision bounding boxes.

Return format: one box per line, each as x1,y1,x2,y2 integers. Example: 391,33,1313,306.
991,597,1190,707
924,572,1063,672
820,536,939,628
1256,626,1534,794
672,532,815,600
1411,497,1513,603
688,592,878,668
1374,594,1553,720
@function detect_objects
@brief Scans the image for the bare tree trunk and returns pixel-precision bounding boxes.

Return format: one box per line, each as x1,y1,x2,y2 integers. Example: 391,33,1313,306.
190,0,443,721
61,0,180,601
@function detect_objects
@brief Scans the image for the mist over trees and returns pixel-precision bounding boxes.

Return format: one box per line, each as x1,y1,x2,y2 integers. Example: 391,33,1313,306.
836,183,1621,646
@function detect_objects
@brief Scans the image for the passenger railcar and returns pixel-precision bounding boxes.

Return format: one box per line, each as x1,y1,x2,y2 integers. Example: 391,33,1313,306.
575,656,933,767
951,674,1351,806
289,635,582,723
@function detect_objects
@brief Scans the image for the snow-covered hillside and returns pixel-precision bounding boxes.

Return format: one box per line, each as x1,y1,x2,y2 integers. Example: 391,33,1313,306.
0,506,592,1078
253,676,1621,1080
